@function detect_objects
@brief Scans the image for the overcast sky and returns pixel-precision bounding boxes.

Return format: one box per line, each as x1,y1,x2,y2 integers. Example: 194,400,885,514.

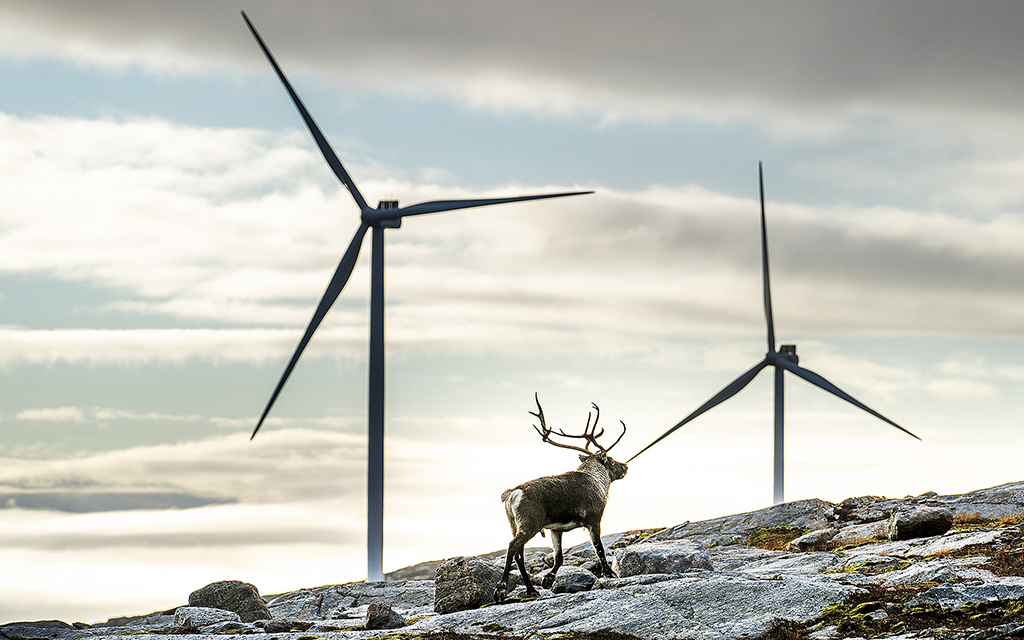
2,0,1023,624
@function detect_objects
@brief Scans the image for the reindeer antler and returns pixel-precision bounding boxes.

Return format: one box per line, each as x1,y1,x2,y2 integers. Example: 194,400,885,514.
530,393,627,455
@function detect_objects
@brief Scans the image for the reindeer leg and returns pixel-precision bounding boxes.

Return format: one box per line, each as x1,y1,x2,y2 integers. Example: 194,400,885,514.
541,529,562,589
494,541,517,603
588,524,616,578
515,547,539,598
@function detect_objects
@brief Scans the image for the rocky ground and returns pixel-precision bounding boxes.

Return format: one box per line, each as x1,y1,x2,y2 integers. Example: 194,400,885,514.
4,481,1024,640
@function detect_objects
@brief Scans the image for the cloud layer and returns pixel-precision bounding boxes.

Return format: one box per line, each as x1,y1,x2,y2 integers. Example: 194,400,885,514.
3,1,1024,129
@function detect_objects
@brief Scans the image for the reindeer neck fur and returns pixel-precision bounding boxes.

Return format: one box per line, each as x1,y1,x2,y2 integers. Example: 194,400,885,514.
576,454,614,499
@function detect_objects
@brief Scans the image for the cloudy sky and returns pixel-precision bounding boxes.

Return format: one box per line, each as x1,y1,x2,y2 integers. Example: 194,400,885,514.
2,0,1024,624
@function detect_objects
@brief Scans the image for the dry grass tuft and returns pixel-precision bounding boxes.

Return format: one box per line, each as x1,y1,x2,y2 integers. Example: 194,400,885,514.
952,511,1024,530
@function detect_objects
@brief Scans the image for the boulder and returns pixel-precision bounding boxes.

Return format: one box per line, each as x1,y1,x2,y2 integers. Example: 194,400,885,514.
614,539,713,577
786,527,837,552
188,580,271,622
549,564,597,593
173,606,240,631
435,556,509,614
888,505,954,540
364,603,405,630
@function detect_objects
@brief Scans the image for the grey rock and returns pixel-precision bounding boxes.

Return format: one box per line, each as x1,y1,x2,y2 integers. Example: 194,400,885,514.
831,519,889,547
876,559,961,587
909,578,1024,609
265,579,434,620
199,620,260,634
94,611,175,628
260,619,312,633
888,506,954,540
434,556,506,613
614,539,714,577
188,580,271,622
707,545,787,571
651,498,835,547
734,550,841,577
787,527,838,551
935,480,1024,518
0,621,76,640
550,564,597,593
307,619,364,632
364,603,405,630
835,494,901,524
842,527,1002,560
173,606,240,631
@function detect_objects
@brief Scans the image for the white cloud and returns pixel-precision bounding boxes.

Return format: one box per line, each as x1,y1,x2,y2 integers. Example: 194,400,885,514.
16,406,87,422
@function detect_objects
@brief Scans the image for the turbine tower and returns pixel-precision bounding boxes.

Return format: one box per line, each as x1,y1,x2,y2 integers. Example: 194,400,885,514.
629,163,919,504
241,12,592,581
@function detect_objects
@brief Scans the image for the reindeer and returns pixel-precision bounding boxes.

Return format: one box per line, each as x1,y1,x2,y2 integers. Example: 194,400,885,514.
494,394,628,603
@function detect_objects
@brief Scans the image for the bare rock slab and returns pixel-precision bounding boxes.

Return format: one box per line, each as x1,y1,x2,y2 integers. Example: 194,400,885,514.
411,572,861,639
172,606,240,631
652,498,835,547
188,580,270,622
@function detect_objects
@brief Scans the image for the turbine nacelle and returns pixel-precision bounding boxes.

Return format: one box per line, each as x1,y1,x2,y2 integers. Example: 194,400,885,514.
769,344,799,365
363,201,402,228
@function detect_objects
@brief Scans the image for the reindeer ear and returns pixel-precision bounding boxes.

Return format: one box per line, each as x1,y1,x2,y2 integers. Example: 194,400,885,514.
579,454,587,463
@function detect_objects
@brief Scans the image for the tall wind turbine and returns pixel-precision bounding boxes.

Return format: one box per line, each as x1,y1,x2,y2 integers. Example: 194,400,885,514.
241,12,592,581
629,163,919,504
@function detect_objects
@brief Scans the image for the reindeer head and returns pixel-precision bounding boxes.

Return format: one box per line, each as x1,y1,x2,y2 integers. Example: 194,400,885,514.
530,393,628,481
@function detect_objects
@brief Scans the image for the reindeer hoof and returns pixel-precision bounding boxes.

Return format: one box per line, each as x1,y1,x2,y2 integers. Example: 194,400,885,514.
540,573,556,589
493,587,506,604
525,588,540,599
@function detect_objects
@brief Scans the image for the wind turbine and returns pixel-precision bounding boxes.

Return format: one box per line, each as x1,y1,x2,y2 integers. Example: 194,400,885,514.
629,163,919,504
241,12,592,581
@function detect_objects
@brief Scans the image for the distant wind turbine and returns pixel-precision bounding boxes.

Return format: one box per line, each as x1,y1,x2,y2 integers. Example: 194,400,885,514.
629,163,919,504
241,12,592,582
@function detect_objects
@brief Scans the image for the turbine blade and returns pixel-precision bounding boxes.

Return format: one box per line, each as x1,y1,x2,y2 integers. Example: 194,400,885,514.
760,162,776,353
628,359,769,462
396,191,594,217
251,223,370,439
241,11,370,212
775,358,921,441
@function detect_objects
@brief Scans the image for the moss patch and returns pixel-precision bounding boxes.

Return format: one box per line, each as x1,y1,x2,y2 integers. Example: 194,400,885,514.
811,583,1024,638
747,526,811,551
